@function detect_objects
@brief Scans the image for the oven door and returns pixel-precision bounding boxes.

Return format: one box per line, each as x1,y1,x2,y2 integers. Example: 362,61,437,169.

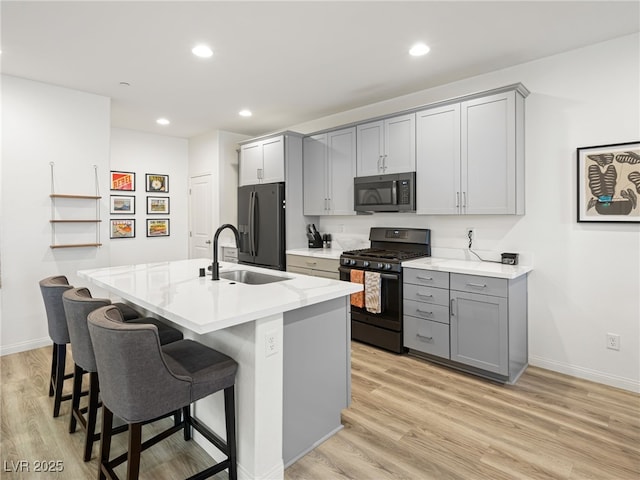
340,266,402,331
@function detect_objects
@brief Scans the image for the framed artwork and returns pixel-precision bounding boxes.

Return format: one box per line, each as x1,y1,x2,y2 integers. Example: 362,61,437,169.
146,196,170,214
146,174,169,193
577,141,640,223
110,171,135,191
146,218,170,237
110,219,135,238
110,195,135,214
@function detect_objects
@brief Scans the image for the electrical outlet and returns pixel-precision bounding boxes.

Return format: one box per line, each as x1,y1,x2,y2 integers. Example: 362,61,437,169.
265,331,279,357
606,333,620,351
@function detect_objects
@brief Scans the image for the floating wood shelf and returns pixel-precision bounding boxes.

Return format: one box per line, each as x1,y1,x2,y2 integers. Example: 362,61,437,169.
50,243,103,249
50,194,101,199
50,163,102,249
50,219,102,223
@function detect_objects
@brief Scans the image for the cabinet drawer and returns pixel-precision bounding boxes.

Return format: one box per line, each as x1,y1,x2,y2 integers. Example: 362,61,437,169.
403,300,450,325
404,316,450,358
403,268,449,288
450,273,507,298
287,265,312,276
403,284,449,306
287,255,339,274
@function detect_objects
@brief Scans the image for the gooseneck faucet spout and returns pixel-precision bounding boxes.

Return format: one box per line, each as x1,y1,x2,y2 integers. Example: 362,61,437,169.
212,224,241,281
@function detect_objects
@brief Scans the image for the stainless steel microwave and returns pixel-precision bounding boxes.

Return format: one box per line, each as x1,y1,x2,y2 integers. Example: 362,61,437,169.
354,172,416,212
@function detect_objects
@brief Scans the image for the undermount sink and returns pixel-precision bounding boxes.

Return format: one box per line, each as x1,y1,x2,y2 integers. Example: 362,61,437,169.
219,270,289,285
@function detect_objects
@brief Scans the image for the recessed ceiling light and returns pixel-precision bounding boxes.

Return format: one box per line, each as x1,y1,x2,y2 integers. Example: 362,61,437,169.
192,44,213,58
156,118,170,126
409,43,430,57
239,109,253,117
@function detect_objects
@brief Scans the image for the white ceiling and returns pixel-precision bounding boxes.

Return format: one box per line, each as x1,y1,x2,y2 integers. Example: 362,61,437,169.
2,1,639,139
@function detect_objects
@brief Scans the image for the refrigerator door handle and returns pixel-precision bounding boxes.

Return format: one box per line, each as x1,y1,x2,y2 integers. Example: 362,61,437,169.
252,190,259,255
248,191,255,256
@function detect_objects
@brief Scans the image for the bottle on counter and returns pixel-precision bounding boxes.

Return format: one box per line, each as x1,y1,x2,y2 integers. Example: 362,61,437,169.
323,233,332,249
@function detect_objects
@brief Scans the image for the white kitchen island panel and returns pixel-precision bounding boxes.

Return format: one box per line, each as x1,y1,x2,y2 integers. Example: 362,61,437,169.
79,259,361,480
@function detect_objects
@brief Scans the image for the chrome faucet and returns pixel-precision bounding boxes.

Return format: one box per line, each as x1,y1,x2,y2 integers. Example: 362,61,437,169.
211,224,241,281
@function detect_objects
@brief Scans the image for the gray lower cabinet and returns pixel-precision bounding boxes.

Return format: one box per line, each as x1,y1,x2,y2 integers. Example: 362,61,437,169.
403,271,450,358
403,267,528,383
287,254,340,280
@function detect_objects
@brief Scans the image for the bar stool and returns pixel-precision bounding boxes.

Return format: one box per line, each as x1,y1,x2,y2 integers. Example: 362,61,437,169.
88,305,238,480
62,287,184,461
39,276,75,417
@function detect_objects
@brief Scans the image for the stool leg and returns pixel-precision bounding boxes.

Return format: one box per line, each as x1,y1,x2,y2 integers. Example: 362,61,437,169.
69,363,83,433
182,406,191,441
224,386,238,480
52,344,67,417
127,423,142,480
98,405,114,480
49,343,57,397
84,372,100,462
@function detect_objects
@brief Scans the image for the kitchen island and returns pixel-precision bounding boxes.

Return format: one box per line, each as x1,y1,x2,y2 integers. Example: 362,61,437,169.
79,258,362,480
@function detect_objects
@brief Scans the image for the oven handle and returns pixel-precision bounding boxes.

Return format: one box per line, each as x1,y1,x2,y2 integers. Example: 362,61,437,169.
338,266,400,280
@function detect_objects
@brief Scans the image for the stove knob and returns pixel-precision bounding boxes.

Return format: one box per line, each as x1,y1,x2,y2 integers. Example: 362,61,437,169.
376,263,384,269
350,259,357,266
363,261,370,268
342,258,349,265
384,263,392,270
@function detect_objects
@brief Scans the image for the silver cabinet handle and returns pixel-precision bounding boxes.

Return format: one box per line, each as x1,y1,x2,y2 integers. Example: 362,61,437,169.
416,292,433,299
305,261,317,266
377,155,383,172
383,154,388,171
416,308,433,315
456,192,460,208
450,298,455,316
466,282,487,288
205,240,212,245
416,333,433,342
416,275,433,281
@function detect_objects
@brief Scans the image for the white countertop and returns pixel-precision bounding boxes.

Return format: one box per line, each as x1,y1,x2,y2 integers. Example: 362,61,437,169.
286,248,343,260
78,259,361,334
402,257,532,279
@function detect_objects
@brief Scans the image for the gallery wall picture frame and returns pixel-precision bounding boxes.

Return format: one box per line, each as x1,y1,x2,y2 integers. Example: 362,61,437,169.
146,196,170,214
577,141,640,223
110,171,136,191
145,173,169,193
110,219,135,239
146,218,170,237
110,195,136,214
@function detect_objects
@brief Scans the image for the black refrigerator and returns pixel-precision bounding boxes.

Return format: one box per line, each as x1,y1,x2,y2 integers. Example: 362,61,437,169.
237,182,286,271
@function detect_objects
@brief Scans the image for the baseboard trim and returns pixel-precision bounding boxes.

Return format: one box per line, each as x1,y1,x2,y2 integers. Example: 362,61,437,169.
529,355,639,393
0,337,50,356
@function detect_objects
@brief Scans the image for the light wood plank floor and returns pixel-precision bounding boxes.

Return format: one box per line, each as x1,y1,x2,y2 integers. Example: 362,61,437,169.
1,342,639,479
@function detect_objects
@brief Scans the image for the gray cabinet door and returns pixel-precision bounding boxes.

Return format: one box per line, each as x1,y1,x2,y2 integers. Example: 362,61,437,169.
384,113,416,174
303,134,328,215
327,127,356,215
416,103,461,214
450,290,508,375
239,142,262,186
356,120,384,176
461,91,516,214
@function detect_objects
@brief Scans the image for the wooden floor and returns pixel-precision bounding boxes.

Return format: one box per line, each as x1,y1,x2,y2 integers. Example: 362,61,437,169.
1,342,639,479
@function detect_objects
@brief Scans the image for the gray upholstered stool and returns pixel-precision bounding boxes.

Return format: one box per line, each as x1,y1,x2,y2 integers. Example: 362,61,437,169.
62,287,184,462
39,275,75,417
88,305,238,480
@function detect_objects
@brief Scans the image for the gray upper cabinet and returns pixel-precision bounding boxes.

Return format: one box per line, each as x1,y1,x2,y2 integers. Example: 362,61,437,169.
239,135,285,186
356,113,416,176
416,87,526,215
303,127,356,215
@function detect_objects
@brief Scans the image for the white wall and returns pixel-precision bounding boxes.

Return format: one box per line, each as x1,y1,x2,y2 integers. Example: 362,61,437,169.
188,130,249,249
1,76,111,354
289,34,640,392
109,128,189,266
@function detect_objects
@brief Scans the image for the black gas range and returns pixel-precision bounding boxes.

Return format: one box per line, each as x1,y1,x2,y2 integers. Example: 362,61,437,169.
339,228,431,353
